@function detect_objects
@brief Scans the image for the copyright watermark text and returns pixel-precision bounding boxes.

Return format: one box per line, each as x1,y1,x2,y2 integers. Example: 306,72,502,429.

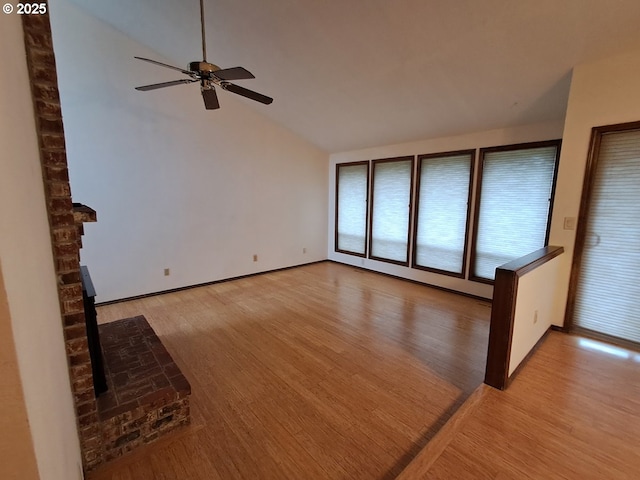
3,3,48,15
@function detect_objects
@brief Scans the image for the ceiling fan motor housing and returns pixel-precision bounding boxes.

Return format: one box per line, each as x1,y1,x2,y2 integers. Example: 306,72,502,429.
189,61,220,77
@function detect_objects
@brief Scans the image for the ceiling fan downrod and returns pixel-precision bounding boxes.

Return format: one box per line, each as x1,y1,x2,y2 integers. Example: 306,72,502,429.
200,0,207,62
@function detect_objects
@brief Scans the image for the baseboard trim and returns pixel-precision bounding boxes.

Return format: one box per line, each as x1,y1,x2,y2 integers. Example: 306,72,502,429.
96,260,329,306
504,326,553,388
101,259,492,306
569,326,640,353
327,260,492,303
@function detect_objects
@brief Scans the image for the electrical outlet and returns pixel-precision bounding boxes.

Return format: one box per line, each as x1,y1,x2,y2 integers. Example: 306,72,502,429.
303,247,307,254
533,310,538,324
253,254,258,262
164,268,170,276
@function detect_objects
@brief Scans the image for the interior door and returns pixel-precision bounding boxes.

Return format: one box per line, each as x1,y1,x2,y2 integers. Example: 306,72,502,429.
568,122,640,345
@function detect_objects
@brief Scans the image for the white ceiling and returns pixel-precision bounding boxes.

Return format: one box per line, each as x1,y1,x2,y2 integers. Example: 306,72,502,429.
68,0,640,153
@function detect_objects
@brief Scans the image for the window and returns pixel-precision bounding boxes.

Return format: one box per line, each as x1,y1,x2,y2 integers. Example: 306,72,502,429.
335,162,369,256
413,150,474,276
369,157,414,265
471,141,560,281
334,140,561,288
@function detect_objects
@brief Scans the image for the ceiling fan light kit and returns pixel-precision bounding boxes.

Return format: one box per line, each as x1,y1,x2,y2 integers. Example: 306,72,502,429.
134,0,272,110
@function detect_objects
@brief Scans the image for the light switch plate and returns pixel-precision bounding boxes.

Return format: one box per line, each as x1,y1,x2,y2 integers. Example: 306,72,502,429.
563,217,576,230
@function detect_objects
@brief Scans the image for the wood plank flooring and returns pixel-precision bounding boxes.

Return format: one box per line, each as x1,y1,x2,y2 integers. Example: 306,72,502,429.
399,331,640,479
89,262,491,479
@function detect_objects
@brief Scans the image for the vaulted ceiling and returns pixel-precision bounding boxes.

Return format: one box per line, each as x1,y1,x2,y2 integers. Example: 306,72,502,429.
68,0,640,152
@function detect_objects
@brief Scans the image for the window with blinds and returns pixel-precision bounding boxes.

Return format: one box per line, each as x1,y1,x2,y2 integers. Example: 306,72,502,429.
369,157,414,265
413,151,474,276
335,162,369,256
572,126,640,344
472,141,560,281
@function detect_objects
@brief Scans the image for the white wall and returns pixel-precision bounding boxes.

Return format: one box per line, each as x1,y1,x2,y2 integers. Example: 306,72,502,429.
508,255,564,376
49,0,329,302
549,47,640,326
0,13,83,480
328,120,565,299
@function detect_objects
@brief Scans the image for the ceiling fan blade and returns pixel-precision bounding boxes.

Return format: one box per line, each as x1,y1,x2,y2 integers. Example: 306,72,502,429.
221,82,273,105
201,86,220,110
135,79,197,91
213,67,255,81
134,56,194,76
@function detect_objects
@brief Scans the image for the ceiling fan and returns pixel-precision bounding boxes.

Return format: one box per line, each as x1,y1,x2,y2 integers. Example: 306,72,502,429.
134,0,273,110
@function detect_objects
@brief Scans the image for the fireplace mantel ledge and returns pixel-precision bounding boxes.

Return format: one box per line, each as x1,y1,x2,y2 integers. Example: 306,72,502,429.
72,203,97,223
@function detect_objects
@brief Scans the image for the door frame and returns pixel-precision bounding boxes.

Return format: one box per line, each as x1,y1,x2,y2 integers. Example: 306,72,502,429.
564,120,640,343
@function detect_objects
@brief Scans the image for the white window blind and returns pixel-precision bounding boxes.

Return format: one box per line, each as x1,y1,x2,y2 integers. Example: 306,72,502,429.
573,128,640,343
370,158,413,264
336,163,368,255
473,143,558,280
414,152,472,275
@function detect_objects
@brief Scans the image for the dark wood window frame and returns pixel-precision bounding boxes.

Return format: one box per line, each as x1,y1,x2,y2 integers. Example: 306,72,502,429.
469,140,561,285
368,156,415,267
411,149,475,278
335,161,370,257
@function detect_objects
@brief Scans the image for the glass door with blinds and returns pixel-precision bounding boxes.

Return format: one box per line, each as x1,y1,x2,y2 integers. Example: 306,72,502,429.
570,123,640,344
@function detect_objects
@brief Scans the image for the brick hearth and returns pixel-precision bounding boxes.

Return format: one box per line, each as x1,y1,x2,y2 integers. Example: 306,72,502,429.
97,316,191,461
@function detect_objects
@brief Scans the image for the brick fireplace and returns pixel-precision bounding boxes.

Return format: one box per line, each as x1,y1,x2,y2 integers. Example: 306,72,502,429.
97,316,191,460
21,6,190,472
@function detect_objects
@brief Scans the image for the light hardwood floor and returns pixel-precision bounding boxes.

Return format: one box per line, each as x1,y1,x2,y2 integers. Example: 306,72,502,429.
398,331,640,479
90,262,491,479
